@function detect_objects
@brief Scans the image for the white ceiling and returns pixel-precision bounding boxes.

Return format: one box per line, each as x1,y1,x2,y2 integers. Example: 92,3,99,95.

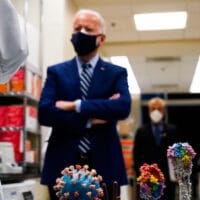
73,0,200,93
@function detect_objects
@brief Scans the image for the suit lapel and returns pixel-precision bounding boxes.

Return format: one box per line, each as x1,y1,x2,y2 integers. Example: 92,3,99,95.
87,58,107,97
65,58,82,98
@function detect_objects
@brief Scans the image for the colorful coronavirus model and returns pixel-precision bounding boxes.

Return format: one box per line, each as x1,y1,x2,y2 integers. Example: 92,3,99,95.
167,142,196,200
136,163,166,200
57,165,104,200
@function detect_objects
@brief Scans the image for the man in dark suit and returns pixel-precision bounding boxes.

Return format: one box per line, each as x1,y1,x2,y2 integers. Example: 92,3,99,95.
133,97,180,200
38,9,131,200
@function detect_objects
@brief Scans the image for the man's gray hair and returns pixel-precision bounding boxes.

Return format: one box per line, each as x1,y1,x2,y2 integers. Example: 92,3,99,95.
74,9,106,34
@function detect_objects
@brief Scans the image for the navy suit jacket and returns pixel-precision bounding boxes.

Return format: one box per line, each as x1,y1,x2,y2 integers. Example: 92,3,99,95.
38,57,131,187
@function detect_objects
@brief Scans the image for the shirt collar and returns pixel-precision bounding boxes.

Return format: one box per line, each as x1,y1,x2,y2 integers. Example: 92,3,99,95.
76,54,99,73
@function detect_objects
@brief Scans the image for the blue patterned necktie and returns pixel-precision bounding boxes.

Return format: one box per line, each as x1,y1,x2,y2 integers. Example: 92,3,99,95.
78,63,92,154
80,63,92,99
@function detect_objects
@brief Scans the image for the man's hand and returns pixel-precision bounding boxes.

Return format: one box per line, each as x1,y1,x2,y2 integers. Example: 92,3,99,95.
109,93,120,100
91,118,107,124
55,101,76,111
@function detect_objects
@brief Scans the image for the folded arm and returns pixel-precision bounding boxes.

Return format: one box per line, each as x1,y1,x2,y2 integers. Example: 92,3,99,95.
55,93,122,125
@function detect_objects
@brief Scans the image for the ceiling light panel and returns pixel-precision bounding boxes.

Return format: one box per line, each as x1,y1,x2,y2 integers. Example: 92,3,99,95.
134,11,187,31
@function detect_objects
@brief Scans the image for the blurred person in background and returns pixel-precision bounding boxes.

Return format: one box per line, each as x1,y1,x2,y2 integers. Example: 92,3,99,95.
133,97,181,200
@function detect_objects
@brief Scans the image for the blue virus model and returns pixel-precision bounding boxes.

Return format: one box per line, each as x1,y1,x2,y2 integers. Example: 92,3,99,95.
59,165,104,200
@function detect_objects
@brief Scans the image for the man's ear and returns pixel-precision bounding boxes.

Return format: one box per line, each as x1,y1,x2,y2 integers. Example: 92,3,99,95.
101,34,106,43
98,34,106,46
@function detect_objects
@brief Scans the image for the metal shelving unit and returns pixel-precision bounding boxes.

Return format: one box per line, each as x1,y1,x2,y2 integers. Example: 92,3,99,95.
0,65,42,183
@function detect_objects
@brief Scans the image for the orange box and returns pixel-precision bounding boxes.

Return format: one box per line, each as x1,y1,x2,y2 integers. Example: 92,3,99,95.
10,80,24,91
0,83,9,92
124,157,132,163
120,139,134,146
31,74,42,99
123,149,132,155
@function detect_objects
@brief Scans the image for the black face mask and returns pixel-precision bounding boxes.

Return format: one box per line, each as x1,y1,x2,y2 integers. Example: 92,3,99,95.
71,32,99,56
